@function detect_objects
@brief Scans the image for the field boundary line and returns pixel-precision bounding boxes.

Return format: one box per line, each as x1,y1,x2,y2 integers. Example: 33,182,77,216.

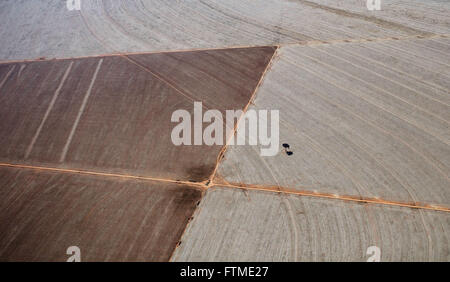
0,34,447,65
0,162,206,190
214,182,450,213
0,162,448,212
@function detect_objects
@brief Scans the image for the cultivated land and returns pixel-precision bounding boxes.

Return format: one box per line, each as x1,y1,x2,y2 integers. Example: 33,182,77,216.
0,166,202,262
0,0,448,261
216,39,450,208
172,187,449,262
0,47,275,181
0,0,434,61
